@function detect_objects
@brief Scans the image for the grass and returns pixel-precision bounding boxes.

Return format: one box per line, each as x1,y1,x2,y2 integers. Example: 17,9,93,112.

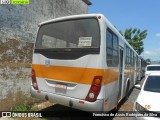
30,106,39,111
12,103,31,111
12,103,41,111
12,103,47,120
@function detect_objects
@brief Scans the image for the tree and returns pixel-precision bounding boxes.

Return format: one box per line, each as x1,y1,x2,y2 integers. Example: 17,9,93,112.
146,59,151,65
119,28,147,55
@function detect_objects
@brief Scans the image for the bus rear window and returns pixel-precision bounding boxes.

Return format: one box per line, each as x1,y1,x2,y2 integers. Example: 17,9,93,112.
36,18,100,49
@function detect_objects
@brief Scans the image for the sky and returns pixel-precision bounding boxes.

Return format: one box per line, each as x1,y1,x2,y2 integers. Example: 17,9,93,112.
89,0,160,61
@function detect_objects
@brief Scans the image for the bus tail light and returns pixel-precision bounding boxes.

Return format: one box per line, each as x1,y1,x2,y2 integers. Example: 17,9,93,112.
85,76,102,102
32,69,39,90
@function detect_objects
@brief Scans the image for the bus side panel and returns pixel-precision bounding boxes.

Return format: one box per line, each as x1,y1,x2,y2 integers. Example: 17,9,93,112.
103,80,119,111
103,68,119,111
130,66,135,89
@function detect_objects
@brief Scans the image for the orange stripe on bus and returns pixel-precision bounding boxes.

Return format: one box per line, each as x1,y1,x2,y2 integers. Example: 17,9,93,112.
32,64,119,85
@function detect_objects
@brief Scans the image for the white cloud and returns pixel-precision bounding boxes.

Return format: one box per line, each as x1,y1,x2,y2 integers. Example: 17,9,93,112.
144,51,154,55
155,33,160,37
143,50,160,61
156,48,160,51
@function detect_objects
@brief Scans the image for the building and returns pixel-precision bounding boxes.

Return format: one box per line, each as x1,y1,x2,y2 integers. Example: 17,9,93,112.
0,0,90,110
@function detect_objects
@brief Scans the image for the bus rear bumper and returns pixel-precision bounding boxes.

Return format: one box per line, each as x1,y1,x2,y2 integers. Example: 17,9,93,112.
30,86,104,112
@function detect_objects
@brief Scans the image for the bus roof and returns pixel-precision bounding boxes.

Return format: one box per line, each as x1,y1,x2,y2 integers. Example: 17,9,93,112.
39,14,101,26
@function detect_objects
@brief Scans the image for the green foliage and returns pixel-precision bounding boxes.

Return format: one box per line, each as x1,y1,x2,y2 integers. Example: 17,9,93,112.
31,106,39,111
146,58,151,62
12,104,47,120
146,59,151,65
13,103,41,111
13,103,31,111
119,28,147,55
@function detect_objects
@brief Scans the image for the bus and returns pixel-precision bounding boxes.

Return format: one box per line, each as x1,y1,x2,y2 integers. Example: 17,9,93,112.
138,56,146,80
31,14,144,112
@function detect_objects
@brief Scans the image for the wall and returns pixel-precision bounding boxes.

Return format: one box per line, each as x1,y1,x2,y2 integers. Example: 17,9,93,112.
0,0,88,42
0,0,88,110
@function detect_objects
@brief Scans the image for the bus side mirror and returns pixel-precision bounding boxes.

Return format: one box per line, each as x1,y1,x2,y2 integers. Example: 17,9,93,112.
134,84,141,90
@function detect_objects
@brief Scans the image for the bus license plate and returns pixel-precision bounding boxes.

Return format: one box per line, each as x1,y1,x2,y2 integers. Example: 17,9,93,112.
55,83,67,94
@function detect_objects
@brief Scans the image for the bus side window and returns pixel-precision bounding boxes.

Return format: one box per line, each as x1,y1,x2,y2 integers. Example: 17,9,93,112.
106,29,118,67
113,34,118,66
106,31,112,66
125,46,128,66
125,46,131,67
130,49,132,66
125,45,127,66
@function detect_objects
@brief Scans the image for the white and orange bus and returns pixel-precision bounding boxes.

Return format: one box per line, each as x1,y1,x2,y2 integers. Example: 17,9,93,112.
31,14,145,112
